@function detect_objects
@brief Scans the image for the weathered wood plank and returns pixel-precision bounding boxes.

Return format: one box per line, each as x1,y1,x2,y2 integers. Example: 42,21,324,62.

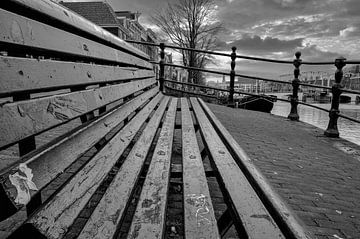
126,98,177,239
78,97,171,239
0,9,152,69
11,93,37,157
181,98,219,239
0,88,158,221
190,98,285,239
0,56,154,95
197,98,312,239
0,78,156,149
3,0,148,60
12,94,164,239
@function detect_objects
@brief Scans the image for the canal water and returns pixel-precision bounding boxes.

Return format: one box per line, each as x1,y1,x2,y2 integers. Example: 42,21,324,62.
271,94,360,146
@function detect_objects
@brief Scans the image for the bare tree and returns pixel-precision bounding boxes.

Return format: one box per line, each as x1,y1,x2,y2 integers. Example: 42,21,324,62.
152,0,222,84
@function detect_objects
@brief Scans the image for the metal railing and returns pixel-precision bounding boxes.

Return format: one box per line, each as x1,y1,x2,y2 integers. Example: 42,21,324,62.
127,40,360,137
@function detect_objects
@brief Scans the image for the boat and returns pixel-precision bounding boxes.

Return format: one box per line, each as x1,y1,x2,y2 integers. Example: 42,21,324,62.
302,91,331,103
236,95,277,113
340,95,351,103
315,91,332,103
302,92,351,104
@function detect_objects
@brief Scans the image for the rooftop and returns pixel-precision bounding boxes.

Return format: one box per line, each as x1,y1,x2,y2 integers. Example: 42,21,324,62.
60,1,119,26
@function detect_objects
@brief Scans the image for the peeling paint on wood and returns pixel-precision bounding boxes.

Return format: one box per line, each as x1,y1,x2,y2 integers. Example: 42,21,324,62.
8,163,38,205
10,20,24,44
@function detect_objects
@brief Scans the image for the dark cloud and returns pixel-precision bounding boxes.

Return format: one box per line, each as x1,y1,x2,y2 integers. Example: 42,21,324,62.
215,35,304,54
344,0,360,16
251,15,346,39
216,0,321,30
209,43,340,79
266,0,315,9
295,45,341,62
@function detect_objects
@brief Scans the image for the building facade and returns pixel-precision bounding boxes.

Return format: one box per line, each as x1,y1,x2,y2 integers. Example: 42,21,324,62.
115,11,158,61
60,1,158,61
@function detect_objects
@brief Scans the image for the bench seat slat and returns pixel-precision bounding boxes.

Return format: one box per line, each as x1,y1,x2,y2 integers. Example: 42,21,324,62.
11,94,164,239
126,98,177,239
0,88,158,221
4,0,148,60
198,98,311,239
0,78,156,149
0,56,154,96
181,98,219,238
190,98,285,239
79,96,172,239
0,9,152,69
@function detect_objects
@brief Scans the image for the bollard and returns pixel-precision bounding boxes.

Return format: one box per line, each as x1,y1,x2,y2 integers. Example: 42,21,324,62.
228,46,236,107
288,51,302,121
324,57,346,137
159,43,165,92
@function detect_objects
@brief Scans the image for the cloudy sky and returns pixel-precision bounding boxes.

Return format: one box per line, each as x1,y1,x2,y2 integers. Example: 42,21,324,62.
62,0,360,80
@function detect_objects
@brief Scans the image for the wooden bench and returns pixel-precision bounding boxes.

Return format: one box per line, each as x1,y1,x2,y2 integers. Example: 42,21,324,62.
0,1,311,238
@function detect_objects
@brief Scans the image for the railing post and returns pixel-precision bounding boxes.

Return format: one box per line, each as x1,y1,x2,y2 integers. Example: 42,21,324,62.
228,46,236,107
159,42,165,92
324,57,346,137
288,51,302,120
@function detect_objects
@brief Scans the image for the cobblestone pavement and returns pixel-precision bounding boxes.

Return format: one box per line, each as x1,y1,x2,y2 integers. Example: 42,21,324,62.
208,103,360,239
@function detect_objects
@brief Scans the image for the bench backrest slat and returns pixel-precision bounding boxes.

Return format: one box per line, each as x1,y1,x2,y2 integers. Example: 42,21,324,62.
0,56,154,96
0,78,156,149
126,98,177,239
79,96,170,239
4,0,148,60
190,97,285,238
0,9,152,69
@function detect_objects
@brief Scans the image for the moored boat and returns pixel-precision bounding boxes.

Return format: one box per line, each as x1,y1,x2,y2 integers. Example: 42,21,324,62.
236,95,277,113
340,95,351,103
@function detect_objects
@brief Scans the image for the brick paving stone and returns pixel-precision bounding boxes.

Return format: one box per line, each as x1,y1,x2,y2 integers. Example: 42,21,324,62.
208,103,360,238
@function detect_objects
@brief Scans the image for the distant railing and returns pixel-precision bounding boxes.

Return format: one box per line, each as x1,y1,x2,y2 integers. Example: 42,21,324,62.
127,40,360,137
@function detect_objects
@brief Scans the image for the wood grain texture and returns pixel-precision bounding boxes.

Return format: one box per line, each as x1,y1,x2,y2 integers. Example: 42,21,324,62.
0,78,156,148
198,98,312,239
0,56,154,95
181,98,219,239
126,98,177,239
5,0,148,59
0,88,158,220
190,98,285,239
22,94,163,239
0,9,152,69
78,97,170,239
